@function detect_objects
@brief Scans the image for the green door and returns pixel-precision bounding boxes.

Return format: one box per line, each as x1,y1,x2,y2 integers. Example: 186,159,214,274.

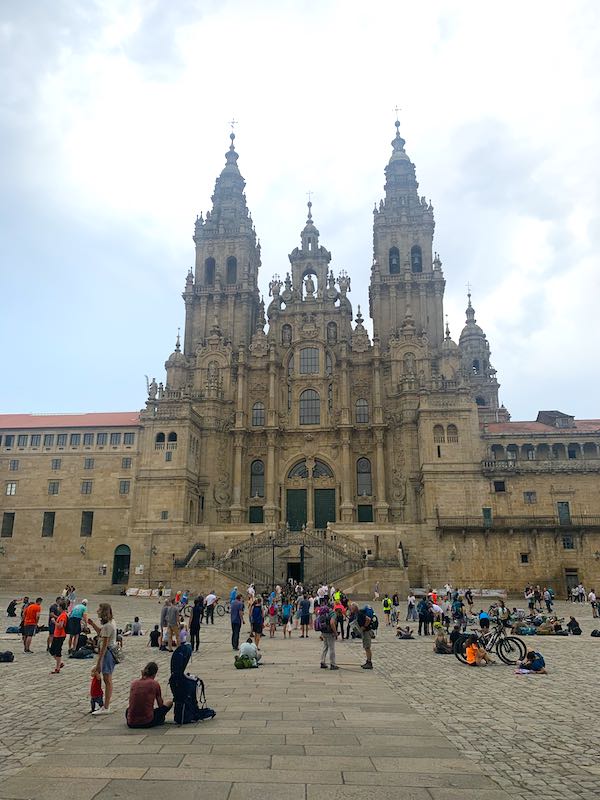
314,489,336,529
112,544,131,584
286,489,307,531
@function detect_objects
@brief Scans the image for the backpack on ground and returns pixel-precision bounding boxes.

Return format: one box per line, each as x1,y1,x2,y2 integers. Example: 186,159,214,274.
6,626,20,634
591,629,600,637
234,654,256,669
0,651,15,662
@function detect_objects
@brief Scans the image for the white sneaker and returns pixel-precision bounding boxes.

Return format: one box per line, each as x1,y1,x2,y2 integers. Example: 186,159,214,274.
92,707,113,716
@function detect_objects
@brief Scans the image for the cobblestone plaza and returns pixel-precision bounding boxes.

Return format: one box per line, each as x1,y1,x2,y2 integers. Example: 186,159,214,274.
1,594,598,799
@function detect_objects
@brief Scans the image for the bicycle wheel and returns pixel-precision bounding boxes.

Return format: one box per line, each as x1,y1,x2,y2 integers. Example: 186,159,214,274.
216,604,225,617
183,605,192,618
496,636,527,664
453,634,470,664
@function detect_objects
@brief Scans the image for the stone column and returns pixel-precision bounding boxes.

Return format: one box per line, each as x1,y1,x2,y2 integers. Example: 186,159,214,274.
264,430,278,525
338,345,354,522
230,431,245,524
372,338,389,522
306,456,315,529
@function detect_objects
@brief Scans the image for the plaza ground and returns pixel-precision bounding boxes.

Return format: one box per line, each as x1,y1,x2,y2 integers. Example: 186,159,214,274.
0,594,599,800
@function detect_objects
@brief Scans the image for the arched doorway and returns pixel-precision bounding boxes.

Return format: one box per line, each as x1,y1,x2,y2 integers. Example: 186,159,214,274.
112,544,131,585
285,459,336,531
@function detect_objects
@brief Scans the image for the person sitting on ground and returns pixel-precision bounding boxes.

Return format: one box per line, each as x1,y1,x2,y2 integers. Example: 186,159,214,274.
567,616,582,635
465,635,495,666
449,624,462,647
126,662,173,728
433,622,453,653
516,650,547,674
148,624,161,648
396,625,414,639
239,636,261,666
131,617,143,636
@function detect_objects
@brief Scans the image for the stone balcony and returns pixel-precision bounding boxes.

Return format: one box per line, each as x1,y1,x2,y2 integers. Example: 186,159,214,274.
481,458,600,475
436,514,600,533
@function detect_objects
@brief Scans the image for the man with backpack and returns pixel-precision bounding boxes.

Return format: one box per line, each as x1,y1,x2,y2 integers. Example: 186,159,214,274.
382,594,392,625
317,604,339,670
349,602,374,669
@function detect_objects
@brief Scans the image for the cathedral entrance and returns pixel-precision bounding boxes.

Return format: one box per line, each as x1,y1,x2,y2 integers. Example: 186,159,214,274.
285,459,336,530
112,544,131,585
287,561,303,582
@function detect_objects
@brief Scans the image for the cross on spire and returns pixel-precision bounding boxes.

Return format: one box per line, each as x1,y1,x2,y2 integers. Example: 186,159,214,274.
229,117,238,131
393,105,401,121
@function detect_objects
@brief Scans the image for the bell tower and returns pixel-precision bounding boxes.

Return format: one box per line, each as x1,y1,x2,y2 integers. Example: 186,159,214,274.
183,131,261,356
369,120,445,349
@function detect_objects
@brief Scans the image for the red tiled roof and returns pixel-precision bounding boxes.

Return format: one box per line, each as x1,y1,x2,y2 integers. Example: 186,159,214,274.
0,412,140,430
485,420,600,435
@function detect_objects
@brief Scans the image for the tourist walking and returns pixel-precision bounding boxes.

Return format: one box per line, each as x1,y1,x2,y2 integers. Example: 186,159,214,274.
281,598,293,638
382,594,392,625
49,599,68,673
298,593,311,638
166,600,179,650
588,588,598,618
250,596,264,648
406,592,417,621
47,596,61,652
189,596,203,652
417,597,430,636
88,603,118,715
230,593,244,650
22,597,42,653
204,591,218,624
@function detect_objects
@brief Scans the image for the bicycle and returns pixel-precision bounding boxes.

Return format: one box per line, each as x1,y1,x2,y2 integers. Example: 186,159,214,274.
453,622,526,665
216,602,230,617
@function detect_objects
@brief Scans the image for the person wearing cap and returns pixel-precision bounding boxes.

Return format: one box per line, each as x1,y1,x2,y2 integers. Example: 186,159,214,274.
67,598,89,653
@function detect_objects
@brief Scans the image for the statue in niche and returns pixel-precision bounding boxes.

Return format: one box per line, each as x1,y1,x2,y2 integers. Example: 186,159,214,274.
304,274,315,297
282,324,292,346
327,322,338,344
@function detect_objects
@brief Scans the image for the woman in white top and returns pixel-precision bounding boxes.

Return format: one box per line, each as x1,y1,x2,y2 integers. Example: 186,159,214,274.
88,603,118,715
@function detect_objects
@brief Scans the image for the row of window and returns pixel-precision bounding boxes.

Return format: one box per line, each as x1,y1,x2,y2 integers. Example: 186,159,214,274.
250,397,370,427
389,245,423,274
5,479,130,496
520,537,575,563
490,442,599,461
0,432,136,449
6,457,132,472
203,256,238,286
433,425,459,443
1,510,94,538
249,458,373,497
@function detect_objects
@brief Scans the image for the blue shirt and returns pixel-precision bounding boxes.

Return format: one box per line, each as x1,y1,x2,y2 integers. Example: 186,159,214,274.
230,588,238,604
71,603,87,619
230,599,244,624
282,604,293,618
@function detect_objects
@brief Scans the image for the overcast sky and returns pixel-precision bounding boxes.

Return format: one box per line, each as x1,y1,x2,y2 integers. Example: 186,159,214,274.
1,1,599,420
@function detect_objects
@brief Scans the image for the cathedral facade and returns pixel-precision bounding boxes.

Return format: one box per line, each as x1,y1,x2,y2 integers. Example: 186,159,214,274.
2,123,600,594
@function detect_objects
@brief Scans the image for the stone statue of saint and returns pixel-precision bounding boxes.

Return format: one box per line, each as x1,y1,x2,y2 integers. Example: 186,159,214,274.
304,274,315,296
148,377,158,399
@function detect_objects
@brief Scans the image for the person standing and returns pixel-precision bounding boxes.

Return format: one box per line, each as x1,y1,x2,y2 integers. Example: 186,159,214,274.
47,596,61,652
350,603,374,669
392,592,400,620
319,606,339,670
23,597,42,653
204,591,218,624
417,597,430,636
166,600,179,650
229,585,238,605
67,598,88,653
298,593,311,638
281,597,293,638
49,599,68,673
588,588,598,618
406,592,417,621
160,600,170,650
382,594,392,625
190,596,203,652
230,593,244,651
88,603,118,716
250,596,264,649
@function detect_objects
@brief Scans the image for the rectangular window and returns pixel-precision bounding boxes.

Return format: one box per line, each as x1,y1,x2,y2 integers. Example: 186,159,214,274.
44,434,54,447
9,460,19,471
165,451,173,462
97,432,107,446
520,553,529,564
84,458,95,470
83,433,94,446
523,491,537,504
1,511,15,538
81,480,93,495
119,479,130,495
562,535,575,550
124,432,135,446
70,433,81,446
57,433,67,447
493,480,506,493
557,501,571,526
110,432,121,446
5,481,17,496
48,480,60,495
31,434,41,447
17,434,28,447
161,510,169,520
567,447,577,460
51,458,61,470
5,435,14,447
299,347,319,374
122,457,132,469
357,504,374,522
42,511,55,538
80,510,93,537
249,506,264,523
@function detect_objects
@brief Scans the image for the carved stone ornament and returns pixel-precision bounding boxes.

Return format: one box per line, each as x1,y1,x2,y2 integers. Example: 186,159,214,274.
214,472,231,506
249,382,268,396
249,329,269,357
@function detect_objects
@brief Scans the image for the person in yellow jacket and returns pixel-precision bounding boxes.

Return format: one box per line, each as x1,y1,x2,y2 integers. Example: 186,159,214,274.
382,594,392,625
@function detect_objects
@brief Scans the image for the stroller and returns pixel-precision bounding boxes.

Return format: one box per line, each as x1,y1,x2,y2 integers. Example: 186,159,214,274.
169,643,216,725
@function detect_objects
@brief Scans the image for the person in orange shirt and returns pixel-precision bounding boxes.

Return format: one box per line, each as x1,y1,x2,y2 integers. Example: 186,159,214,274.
465,635,495,666
23,597,42,653
50,600,68,673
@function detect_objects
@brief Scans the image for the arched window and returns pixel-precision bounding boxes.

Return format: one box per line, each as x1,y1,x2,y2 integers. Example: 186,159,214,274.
155,432,165,444
507,444,518,462
313,459,333,478
357,458,372,496
250,460,265,497
446,424,458,443
403,352,416,375
204,258,215,286
389,246,400,274
226,256,237,284
299,389,320,425
356,398,369,424
472,359,481,375
288,460,309,478
252,402,265,427
327,322,338,344
300,347,319,374
433,425,445,443
282,324,292,346
167,432,177,442
411,245,422,273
